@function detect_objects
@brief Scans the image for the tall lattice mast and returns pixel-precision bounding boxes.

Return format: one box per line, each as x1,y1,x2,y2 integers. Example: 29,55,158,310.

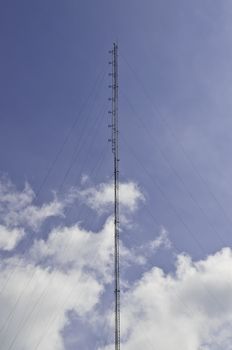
109,42,120,350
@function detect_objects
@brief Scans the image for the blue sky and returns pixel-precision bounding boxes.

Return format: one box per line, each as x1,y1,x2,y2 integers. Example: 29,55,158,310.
1,1,232,349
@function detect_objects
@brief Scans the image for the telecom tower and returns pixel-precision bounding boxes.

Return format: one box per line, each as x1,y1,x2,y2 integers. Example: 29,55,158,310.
109,43,120,350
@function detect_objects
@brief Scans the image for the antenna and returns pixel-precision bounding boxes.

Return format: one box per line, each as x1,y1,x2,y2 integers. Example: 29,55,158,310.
109,43,120,350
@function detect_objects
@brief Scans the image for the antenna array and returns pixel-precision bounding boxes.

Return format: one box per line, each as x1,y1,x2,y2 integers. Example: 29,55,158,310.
109,43,120,350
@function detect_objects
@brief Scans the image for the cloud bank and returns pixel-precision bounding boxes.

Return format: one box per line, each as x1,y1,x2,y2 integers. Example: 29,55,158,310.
1,177,232,350
78,181,145,214
0,177,145,350
101,249,232,350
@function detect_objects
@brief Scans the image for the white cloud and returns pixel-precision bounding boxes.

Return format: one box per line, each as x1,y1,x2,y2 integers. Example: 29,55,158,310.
3,177,232,350
30,217,115,282
30,215,149,283
100,248,232,350
78,181,145,214
0,177,80,250
0,178,34,210
0,212,148,350
139,227,171,253
0,258,102,350
0,175,162,350
0,177,69,231
0,225,25,251
0,177,117,349
14,198,64,230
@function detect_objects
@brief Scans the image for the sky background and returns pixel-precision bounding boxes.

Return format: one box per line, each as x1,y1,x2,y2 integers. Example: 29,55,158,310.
1,1,232,349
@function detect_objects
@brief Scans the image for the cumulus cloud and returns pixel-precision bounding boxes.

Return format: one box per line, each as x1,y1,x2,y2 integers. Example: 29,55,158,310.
0,178,65,231
30,217,115,282
0,225,25,251
3,176,232,350
78,181,145,214
0,220,144,349
0,177,79,251
0,258,102,350
30,216,149,283
0,177,148,350
100,248,232,350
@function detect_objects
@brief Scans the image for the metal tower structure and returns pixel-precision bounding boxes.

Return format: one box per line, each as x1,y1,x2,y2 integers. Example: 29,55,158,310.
109,42,120,350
